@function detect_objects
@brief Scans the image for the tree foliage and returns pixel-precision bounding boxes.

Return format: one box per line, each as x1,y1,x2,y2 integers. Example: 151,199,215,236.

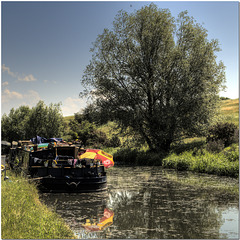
1,101,64,142
81,4,226,152
69,114,108,147
1,106,31,142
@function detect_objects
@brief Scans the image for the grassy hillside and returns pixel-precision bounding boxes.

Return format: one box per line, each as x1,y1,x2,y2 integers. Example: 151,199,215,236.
220,98,239,125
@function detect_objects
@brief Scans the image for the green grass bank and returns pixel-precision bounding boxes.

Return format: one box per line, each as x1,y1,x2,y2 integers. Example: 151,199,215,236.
1,172,75,239
113,143,239,178
162,145,239,178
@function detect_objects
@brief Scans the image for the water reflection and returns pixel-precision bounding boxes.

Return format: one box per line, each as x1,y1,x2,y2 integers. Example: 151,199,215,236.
82,208,114,231
41,166,239,239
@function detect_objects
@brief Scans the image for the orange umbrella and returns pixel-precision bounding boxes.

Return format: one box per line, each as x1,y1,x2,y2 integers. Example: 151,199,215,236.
79,149,114,168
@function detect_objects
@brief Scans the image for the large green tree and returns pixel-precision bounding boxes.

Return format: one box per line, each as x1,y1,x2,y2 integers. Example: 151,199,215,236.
81,4,226,152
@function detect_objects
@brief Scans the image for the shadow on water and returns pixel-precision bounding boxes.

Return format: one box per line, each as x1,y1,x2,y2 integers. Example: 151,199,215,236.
41,166,239,239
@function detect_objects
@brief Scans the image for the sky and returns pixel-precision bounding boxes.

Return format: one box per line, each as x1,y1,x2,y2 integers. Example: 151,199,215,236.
1,1,239,116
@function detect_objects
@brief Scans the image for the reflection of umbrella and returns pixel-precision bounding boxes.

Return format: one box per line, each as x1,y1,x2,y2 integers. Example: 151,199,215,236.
82,208,114,231
79,149,114,168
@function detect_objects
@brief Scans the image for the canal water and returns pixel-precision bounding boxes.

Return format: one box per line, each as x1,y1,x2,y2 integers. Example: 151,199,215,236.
41,166,239,239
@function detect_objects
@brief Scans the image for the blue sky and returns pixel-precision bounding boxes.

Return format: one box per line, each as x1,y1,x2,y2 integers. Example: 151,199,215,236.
1,1,239,116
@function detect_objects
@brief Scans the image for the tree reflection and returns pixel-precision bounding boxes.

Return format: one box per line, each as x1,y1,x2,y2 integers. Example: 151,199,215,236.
105,167,238,239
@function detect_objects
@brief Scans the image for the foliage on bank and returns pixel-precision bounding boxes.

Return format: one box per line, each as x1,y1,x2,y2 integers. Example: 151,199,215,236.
113,143,239,178
162,144,239,178
1,173,75,239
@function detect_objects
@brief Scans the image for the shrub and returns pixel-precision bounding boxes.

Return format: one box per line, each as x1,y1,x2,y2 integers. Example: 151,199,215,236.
207,122,238,148
171,140,206,155
113,148,165,165
206,140,225,153
162,150,239,178
222,144,239,162
113,148,138,164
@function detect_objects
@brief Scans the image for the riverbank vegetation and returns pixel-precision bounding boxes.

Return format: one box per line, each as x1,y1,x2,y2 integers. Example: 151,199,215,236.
1,99,238,178
111,142,239,178
1,172,75,239
162,144,239,178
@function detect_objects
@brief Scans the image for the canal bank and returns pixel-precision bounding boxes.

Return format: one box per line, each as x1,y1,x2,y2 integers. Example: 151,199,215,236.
1,172,75,239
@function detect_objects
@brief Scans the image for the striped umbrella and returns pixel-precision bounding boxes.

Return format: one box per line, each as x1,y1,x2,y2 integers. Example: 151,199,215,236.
79,149,114,168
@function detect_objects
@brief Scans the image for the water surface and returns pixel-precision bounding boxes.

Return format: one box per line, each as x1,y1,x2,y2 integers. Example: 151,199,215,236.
41,166,239,239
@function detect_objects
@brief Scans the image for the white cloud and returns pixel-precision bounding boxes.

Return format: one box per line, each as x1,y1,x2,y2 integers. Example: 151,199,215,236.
21,90,41,106
18,74,36,82
2,89,23,103
2,64,16,78
43,80,57,84
61,97,87,116
1,89,41,113
2,81,9,86
2,64,37,82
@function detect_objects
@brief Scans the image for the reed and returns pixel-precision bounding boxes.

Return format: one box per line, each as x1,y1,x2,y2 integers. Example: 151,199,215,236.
1,172,75,239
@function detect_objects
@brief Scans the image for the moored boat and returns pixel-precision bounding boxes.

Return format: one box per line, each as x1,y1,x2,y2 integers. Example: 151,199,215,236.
8,139,114,193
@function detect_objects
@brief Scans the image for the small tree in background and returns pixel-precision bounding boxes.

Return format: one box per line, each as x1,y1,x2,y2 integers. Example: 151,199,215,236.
1,101,64,142
69,116,108,147
1,106,31,142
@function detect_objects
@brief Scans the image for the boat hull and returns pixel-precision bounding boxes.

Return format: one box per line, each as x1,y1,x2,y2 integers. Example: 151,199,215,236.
37,176,107,193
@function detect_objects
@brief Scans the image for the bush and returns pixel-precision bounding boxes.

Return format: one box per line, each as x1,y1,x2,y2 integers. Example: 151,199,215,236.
113,148,138,164
206,140,225,153
222,144,239,162
207,122,238,148
113,148,165,165
171,140,206,155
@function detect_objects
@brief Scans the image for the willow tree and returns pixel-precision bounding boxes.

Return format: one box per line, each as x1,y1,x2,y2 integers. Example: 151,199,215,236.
81,4,225,152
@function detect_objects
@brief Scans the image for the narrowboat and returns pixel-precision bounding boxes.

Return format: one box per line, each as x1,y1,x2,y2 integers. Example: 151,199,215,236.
8,139,114,193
